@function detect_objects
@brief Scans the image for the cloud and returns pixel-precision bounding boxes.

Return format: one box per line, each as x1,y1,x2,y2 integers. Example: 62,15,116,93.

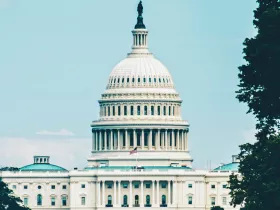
0,136,91,170
36,129,75,136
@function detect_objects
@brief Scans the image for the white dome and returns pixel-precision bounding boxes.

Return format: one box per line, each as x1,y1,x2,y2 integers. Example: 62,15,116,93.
106,55,175,91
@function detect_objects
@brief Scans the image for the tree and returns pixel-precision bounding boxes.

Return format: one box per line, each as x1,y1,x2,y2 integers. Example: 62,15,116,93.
0,180,30,210
230,1,280,210
211,206,224,210
236,0,280,133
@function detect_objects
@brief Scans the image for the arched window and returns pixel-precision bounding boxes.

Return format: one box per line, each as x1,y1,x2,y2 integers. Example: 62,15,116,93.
113,106,115,116
123,195,128,205
158,106,161,115
151,106,154,116
149,78,151,83
144,106,148,115
163,106,166,116
108,106,111,116
131,106,134,115
137,106,141,115
122,78,124,83
173,106,175,116
138,77,141,83
107,195,112,205
132,77,135,83
62,196,67,206
163,78,165,83
51,197,55,206
118,106,121,116
154,78,156,83
37,194,42,206
143,78,146,83
127,78,129,83
135,195,139,205
162,195,166,205
169,106,171,116
117,78,120,83
159,78,161,83
124,106,127,116
146,195,150,205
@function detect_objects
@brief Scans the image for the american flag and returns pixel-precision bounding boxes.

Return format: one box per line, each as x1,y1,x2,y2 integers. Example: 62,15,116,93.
129,147,137,155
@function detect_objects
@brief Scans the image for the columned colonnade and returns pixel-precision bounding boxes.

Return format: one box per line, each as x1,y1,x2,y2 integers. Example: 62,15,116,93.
92,129,188,152
96,179,183,207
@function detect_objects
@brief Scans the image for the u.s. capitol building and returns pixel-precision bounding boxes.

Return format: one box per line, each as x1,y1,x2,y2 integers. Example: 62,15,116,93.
0,1,240,210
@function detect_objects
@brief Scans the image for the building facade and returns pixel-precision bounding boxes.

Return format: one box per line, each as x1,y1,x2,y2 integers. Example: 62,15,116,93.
0,1,241,210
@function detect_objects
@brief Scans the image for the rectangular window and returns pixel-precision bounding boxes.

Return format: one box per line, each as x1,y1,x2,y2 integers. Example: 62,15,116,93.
62,197,67,206
222,184,227,189
118,106,121,116
123,184,128,189
146,184,151,189
131,106,134,115
124,106,127,116
81,184,86,189
108,107,110,116
81,197,86,205
107,184,112,189
188,196,193,205
222,197,227,205
211,184,216,189
24,185,28,190
51,185,55,189
23,198,28,206
12,185,16,189
62,185,67,190
113,106,115,116
51,197,55,206
138,77,141,83
134,184,139,189
137,106,141,115
161,183,167,188
188,184,193,188
211,197,216,205
143,78,146,83
158,106,161,115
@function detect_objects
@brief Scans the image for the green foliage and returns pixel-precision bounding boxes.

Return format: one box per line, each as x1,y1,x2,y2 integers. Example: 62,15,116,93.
0,180,30,210
229,134,280,210
231,1,280,210
0,167,19,171
236,0,280,132
211,206,224,210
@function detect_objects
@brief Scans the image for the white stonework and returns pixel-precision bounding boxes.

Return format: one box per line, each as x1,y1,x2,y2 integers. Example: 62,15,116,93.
0,2,241,210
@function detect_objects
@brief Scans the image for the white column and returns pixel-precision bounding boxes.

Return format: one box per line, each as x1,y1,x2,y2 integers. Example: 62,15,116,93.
99,131,102,151
168,181,171,206
97,181,101,206
181,131,184,151
114,181,117,206
141,129,144,149
102,181,105,206
110,130,113,150
133,129,137,148
95,131,98,151
157,181,160,206
104,130,107,151
157,129,160,150
149,129,152,149
165,130,168,150
118,181,121,206
182,181,185,206
92,130,96,152
172,130,175,150
125,129,128,150
185,131,188,151
140,181,144,207
152,181,155,206
117,130,120,150
176,130,179,150
129,181,133,207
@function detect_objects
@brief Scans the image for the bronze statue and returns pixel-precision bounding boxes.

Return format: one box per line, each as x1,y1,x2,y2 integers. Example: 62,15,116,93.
137,1,143,16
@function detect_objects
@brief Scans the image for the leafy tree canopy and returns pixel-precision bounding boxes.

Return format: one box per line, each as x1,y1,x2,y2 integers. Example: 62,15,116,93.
236,0,280,133
0,167,19,171
0,180,30,210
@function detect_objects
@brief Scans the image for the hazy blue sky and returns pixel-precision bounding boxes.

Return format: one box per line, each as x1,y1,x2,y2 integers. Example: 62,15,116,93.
0,0,257,169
